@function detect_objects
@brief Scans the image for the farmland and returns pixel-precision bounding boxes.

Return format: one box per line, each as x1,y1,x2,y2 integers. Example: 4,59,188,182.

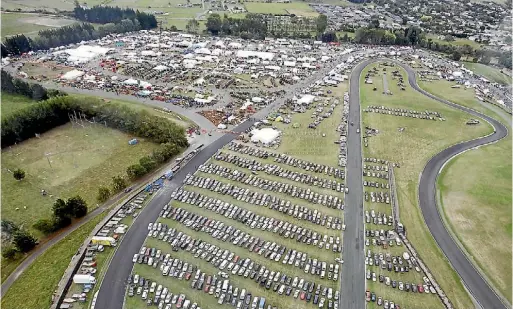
1,12,76,38
244,2,318,16
360,62,492,309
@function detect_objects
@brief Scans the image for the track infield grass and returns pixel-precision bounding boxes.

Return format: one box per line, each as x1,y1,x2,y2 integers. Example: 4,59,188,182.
360,63,493,308
422,77,512,302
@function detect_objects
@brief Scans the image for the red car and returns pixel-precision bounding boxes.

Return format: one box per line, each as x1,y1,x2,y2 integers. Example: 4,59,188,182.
176,294,185,308
204,284,210,293
365,290,371,302
418,284,424,293
184,273,191,280
300,292,306,300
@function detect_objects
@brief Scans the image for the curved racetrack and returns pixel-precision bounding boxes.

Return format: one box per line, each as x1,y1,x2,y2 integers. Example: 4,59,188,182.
358,58,509,309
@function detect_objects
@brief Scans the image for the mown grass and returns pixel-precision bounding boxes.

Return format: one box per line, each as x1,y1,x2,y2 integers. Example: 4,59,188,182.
244,2,316,15
360,62,493,309
461,62,512,85
1,123,159,238
1,214,105,309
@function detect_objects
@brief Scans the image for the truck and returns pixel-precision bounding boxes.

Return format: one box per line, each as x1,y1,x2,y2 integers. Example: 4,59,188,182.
73,274,96,285
164,170,174,180
91,236,117,247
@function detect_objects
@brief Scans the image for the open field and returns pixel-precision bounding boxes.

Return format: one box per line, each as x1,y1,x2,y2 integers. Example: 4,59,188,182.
1,123,159,238
427,34,483,50
274,84,347,166
1,12,76,38
1,213,106,309
461,62,512,85
1,93,38,119
244,2,317,16
420,76,512,302
361,63,492,308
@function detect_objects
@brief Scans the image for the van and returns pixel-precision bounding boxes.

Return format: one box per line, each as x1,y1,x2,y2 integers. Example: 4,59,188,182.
220,260,228,270
183,299,191,309
239,289,246,300
251,297,259,309
222,280,229,292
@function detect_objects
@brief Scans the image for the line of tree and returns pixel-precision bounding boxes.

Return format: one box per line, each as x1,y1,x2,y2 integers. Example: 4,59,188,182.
73,4,157,29
33,196,88,235
1,70,66,101
1,95,188,149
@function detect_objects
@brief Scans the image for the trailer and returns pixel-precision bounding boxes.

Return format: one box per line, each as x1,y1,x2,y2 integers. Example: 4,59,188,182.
73,274,96,284
91,236,117,246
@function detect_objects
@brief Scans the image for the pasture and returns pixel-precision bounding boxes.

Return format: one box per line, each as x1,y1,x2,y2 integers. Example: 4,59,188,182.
1,12,76,38
244,2,318,16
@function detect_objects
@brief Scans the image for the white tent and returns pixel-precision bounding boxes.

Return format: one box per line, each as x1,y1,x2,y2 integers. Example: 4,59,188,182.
123,78,138,85
236,50,274,60
250,128,280,144
251,97,263,103
218,123,227,129
62,70,85,80
195,48,211,55
153,65,168,71
297,94,315,105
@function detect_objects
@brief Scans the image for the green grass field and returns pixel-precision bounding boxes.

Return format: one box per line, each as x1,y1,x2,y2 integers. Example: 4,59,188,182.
419,77,512,302
244,2,317,16
1,213,105,309
427,34,483,50
461,62,512,85
1,93,38,119
1,123,159,238
1,12,76,38
360,63,493,308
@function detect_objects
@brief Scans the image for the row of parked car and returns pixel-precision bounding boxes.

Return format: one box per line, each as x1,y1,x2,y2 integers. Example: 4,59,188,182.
184,173,345,210
160,205,341,281
365,248,420,273
227,143,345,179
365,290,402,309
335,92,349,168
146,222,341,309
172,188,343,251
364,191,390,204
365,210,393,226
211,154,345,192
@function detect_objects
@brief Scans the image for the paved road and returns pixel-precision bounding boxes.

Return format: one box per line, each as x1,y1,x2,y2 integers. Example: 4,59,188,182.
94,119,256,309
340,60,366,309
396,61,510,309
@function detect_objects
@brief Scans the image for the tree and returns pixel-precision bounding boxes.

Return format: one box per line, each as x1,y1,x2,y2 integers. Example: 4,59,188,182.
452,50,462,61
139,156,157,172
186,19,200,34
97,186,111,203
33,218,55,234
2,246,17,260
126,164,147,180
53,215,72,229
112,175,127,192
316,14,327,34
206,13,223,35
1,220,20,240
31,84,48,101
67,195,88,218
53,198,70,218
13,230,37,252
369,17,380,29
405,26,421,47
13,169,25,180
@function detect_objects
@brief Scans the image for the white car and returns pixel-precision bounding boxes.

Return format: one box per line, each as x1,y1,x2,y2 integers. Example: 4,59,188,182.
132,254,138,263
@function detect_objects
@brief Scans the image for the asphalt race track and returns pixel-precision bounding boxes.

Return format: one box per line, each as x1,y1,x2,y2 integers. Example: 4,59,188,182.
340,60,366,309
399,61,510,309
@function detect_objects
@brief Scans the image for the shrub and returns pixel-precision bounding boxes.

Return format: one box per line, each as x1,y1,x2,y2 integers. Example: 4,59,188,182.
33,218,56,234
97,186,111,203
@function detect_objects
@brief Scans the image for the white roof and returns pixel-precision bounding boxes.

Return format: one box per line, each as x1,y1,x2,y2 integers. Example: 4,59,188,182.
153,65,168,71
297,94,315,105
61,69,84,80
236,50,274,60
250,128,280,144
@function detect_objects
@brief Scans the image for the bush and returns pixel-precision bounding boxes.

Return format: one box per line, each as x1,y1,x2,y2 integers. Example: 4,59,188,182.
52,198,69,218
53,215,72,229
33,218,56,234
13,230,37,252
139,156,157,172
67,196,88,218
127,164,147,180
112,175,127,192
13,168,25,180
97,186,111,203
2,246,18,260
